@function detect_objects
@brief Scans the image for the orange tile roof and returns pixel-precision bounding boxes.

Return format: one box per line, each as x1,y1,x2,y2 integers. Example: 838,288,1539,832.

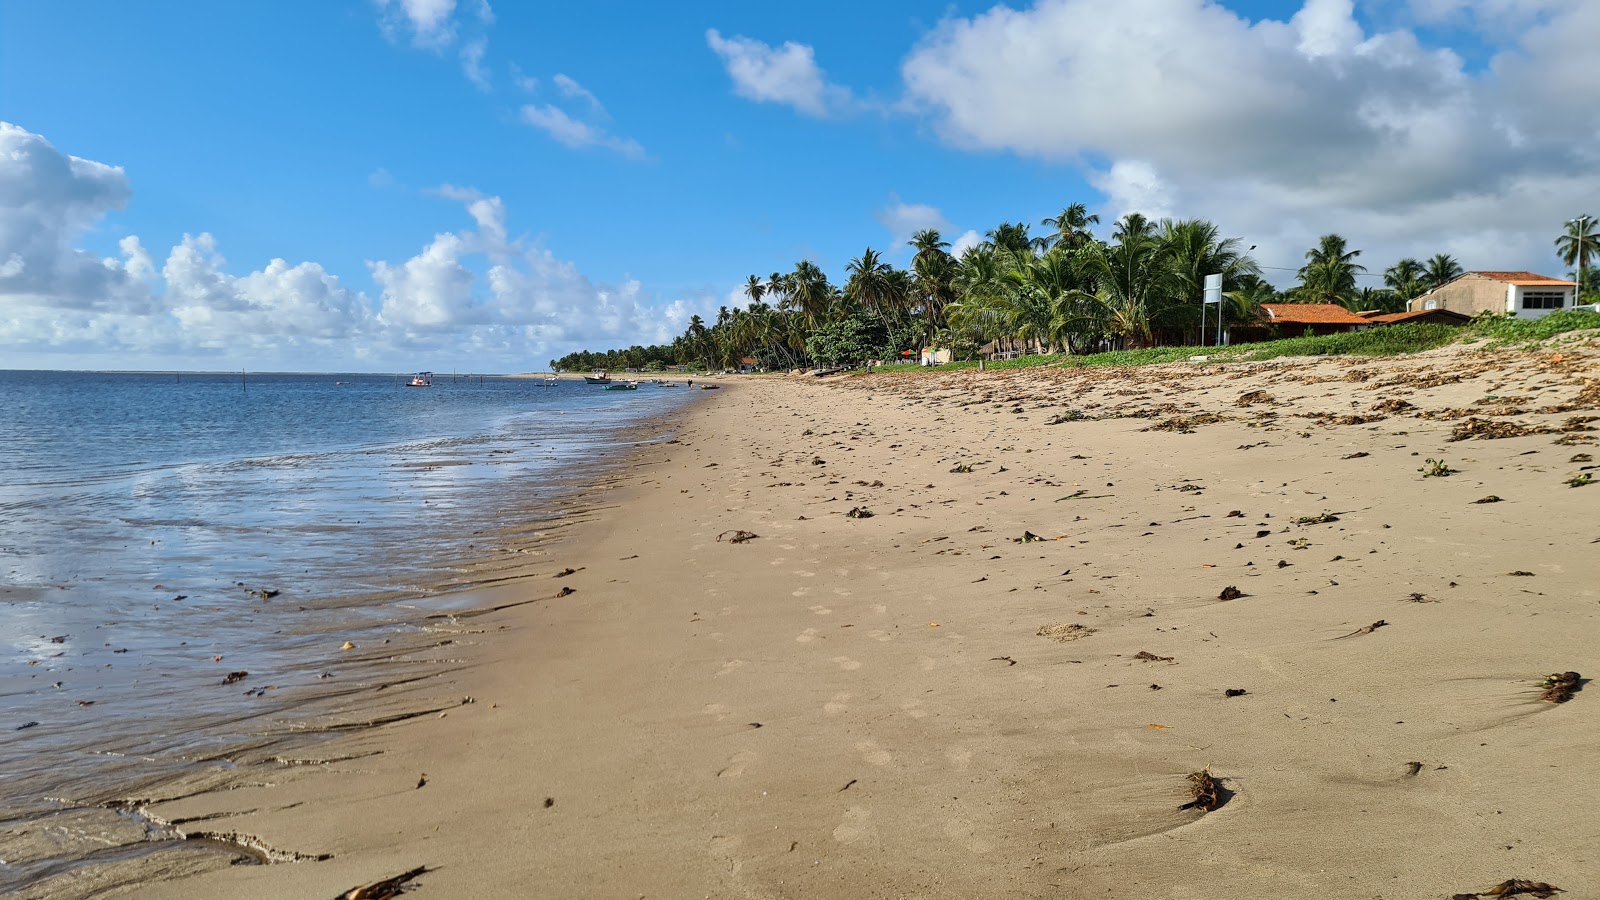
1471,271,1576,287
1369,309,1471,324
1259,303,1371,325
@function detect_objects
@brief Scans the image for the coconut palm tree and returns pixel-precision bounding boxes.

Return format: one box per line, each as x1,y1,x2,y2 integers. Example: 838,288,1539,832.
1158,218,1261,337
1078,227,1179,348
1424,253,1464,290
1557,216,1598,299
1042,203,1100,250
743,274,765,305
984,222,1036,259
1112,212,1155,243
785,260,835,328
1383,258,1427,303
1295,234,1366,306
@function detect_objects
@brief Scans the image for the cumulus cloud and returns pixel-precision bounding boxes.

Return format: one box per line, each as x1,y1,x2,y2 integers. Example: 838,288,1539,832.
706,29,853,117
874,195,955,251
374,0,496,86
520,104,646,160
897,0,1600,278
0,122,153,313
0,122,695,368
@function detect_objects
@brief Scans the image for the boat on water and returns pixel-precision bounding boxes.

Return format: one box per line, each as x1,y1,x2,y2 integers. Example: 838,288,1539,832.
584,371,611,384
406,372,434,387
602,381,639,391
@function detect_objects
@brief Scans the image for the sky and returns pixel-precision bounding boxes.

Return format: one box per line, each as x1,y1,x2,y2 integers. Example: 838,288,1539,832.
1,0,1597,372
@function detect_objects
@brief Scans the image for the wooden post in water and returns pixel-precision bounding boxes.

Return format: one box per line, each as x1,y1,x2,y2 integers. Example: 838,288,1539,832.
242,369,247,394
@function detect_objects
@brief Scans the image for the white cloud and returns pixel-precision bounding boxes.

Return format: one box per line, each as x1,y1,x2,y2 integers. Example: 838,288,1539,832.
375,0,495,89
0,122,695,369
951,230,982,256
898,0,1600,276
368,167,395,190
0,122,153,313
460,38,489,90
552,74,605,114
874,195,954,250
509,63,538,93
706,29,852,117
375,0,459,48
520,104,646,160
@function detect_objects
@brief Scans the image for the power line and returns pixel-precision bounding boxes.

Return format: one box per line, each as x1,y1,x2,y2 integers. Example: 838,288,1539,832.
1256,264,1386,280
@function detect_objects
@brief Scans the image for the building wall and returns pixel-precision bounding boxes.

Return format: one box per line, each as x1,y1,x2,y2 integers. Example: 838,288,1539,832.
1415,276,1575,319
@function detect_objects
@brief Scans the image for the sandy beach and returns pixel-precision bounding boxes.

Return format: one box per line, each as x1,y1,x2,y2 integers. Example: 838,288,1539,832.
33,338,1600,899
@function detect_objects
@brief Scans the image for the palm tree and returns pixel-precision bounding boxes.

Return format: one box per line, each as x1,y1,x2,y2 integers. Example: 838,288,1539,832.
743,274,765,305
1042,203,1099,250
1424,253,1464,290
1295,234,1366,306
1557,216,1598,299
784,260,834,328
1112,213,1155,243
1078,227,1179,348
1158,218,1260,337
984,222,1035,259
1383,258,1426,304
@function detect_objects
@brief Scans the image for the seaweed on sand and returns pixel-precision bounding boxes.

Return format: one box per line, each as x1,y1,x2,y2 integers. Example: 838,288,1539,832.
1178,769,1222,812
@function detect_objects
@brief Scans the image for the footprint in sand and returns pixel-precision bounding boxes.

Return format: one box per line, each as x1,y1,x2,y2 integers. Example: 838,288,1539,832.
702,703,731,721
866,629,893,642
830,656,863,671
808,605,833,615
855,740,893,766
833,807,877,845
791,587,811,597
946,747,973,769
871,604,889,615
717,750,757,778
794,570,816,578
769,558,787,566
718,605,738,616
796,628,819,644
832,587,854,597
716,659,746,677
824,693,851,715
780,543,796,550
900,699,927,719
943,818,994,854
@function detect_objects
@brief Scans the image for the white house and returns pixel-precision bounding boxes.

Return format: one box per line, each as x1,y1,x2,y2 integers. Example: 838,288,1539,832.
1411,271,1577,319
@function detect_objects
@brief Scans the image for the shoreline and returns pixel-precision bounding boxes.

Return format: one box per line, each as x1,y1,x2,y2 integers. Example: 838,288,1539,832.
34,338,1600,898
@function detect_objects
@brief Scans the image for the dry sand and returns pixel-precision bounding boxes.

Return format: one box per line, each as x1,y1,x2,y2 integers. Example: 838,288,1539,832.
39,338,1600,899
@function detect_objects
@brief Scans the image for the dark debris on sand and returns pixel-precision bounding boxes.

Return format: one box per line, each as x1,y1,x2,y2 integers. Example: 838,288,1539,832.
1452,880,1564,899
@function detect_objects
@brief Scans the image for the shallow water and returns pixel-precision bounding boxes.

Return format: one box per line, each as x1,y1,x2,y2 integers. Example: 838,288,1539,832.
0,370,695,887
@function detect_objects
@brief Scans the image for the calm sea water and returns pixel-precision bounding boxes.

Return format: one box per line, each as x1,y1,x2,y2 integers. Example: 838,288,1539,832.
0,370,695,883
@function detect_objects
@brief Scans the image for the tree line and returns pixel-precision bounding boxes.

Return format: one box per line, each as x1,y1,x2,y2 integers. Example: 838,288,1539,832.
550,208,1600,372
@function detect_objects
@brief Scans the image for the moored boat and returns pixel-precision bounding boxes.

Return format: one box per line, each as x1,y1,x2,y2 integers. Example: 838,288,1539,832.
405,372,433,387
584,371,612,384
602,381,639,391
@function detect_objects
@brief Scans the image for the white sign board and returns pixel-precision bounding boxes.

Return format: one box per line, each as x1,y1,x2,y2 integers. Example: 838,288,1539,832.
1202,273,1223,304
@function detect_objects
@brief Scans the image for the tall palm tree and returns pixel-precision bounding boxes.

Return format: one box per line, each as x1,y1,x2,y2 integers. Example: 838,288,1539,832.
743,274,765,305
1042,203,1100,250
1158,218,1261,335
1112,212,1155,243
1424,253,1464,290
1295,234,1366,306
985,222,1035,259
1556,216,1598,299
1078,227,1179,348
784,260,834,328
1384,258,1426,303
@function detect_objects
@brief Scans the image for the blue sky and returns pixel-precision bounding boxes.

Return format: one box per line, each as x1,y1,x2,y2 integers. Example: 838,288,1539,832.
1,0,1595,370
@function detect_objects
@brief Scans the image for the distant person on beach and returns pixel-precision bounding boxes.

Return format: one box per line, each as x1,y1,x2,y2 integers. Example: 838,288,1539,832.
688,379,693,388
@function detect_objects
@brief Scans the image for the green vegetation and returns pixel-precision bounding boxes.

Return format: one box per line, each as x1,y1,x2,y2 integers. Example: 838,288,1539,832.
551,210,1598,373
1419,459,1457,478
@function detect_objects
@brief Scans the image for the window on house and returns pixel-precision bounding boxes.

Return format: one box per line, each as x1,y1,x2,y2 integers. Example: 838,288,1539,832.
1522,290,1567,310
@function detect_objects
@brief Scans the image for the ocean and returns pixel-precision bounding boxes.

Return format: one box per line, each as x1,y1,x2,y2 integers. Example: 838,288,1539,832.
0,370,696,887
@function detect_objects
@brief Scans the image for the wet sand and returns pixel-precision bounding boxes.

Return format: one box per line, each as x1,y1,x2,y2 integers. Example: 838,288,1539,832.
43,338,1600,899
